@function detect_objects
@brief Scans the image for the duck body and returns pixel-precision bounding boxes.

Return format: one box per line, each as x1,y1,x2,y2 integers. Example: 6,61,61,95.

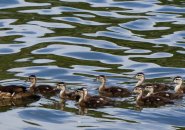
147,92,183,100
136,83,171,92
32,85,58,95
60,91,78,100
0,85,27,94
96,75,131,97
137,95,174,107
0,91,40,101
78,96,112,108
99,86,131,97
76,87,113,108
12,91,40,100
133,87,173,107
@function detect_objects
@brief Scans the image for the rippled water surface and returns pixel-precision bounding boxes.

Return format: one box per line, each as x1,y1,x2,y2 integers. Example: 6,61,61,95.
0,0,185,129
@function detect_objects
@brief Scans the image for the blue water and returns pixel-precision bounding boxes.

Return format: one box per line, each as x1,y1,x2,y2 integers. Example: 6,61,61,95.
0,0,185,129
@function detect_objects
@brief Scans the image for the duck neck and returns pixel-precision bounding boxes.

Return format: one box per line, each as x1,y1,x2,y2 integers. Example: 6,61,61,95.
99,80,106,91
30,80,36,88
83,90,88,100
174,82,183,93
146,88,154,97
60,88,66,99
78,94,84,104
136,78,144,86
136,91,143,101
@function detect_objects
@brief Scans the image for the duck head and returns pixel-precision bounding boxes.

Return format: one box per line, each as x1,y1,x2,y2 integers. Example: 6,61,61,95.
96,75,106,83
135,72,145,86
173,76,183,85
56,82,66,91
144,86,154,96
133,87,143,94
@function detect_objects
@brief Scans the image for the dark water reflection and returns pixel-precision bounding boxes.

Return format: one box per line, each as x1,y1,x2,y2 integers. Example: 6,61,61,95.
0,0,185,129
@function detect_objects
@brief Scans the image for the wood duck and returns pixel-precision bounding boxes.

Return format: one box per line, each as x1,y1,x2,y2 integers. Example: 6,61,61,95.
133,87,174,107
96,75,131,97
145,85,183,100
75,87,113,108
27,75,58,95
56,82,79,100
173,76,185,93
135,72,172,92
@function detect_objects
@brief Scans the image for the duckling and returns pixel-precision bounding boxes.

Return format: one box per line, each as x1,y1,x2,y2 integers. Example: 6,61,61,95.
145,86,183,100
135,72,172,92
75,87,113,108
133,87,174,107
96,75,131,97
77,87,112,102
173,76,185,93
27,75,58,95
56,82,79,100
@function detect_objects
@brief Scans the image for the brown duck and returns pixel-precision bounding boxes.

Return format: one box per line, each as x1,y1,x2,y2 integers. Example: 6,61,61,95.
96,75,131,97
27,75,58,95
135,72,172,92
145,85,183,100
173,76,185,93
75,87,113,108
133,87,174,107
56,82,79,100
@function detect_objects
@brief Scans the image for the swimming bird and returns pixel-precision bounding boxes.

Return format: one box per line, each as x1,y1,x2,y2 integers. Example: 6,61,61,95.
26,75,58,95
75,87,113,108
96,75,131,97
133,87,174,107
173,76,185,93
145,85,183,100
135,72,172,92
56,82,79,100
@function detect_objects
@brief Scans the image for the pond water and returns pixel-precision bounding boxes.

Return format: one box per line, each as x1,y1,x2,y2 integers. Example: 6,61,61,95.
0,0,185,129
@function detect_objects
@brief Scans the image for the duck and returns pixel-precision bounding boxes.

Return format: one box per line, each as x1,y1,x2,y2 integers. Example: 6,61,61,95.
75,87,113,108
26,75,58,95
133,87,174,107
173,76,185,93
135,72,172,92
56,82,79,100
144,85,183,100
96,75,131,97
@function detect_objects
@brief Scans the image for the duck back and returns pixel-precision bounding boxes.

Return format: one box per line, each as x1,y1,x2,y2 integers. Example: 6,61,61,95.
100,86,131,97
138,95,174,107
0,85,27,94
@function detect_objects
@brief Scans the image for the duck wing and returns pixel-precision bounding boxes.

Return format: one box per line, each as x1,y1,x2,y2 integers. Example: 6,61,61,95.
0,85,27,94
142,95,173,107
